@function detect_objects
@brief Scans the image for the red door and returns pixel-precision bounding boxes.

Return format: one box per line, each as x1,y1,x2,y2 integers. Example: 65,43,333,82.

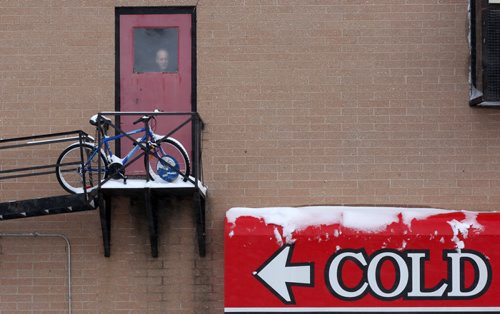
119,13,193,174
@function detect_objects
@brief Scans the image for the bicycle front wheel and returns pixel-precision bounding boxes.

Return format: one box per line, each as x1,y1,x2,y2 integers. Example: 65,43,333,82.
56,143,107,194
147,138,190,183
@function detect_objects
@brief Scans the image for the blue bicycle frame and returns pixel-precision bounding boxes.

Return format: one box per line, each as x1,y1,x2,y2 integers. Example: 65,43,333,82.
85,125,153,176
102,126,150,165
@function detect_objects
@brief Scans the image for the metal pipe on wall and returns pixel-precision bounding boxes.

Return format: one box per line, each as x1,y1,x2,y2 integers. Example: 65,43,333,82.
0,232,72,314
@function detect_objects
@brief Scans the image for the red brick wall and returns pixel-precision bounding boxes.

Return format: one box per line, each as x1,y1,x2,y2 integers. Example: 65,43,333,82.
1,0,499,313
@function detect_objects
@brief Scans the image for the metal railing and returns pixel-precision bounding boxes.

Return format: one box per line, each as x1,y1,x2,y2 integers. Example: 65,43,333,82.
0,130,93,200
95,111,205,193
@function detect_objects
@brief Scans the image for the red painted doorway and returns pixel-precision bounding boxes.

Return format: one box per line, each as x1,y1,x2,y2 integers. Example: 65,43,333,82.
116,7,195,175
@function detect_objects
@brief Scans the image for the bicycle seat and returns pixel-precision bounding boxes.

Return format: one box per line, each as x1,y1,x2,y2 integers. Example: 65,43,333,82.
89,114,112,126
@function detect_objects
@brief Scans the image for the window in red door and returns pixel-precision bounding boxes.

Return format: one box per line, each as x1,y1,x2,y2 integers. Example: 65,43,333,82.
133,28,179,73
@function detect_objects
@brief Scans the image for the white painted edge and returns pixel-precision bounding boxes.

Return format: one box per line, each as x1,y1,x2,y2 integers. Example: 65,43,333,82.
224,307,500,313
101,177,207,196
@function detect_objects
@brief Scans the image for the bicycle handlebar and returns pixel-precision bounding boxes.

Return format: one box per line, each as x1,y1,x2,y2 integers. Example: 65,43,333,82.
132,109,162,125
132,115,152,125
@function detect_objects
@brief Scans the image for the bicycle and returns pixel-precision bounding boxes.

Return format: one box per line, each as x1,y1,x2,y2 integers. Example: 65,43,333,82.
55,112,190,194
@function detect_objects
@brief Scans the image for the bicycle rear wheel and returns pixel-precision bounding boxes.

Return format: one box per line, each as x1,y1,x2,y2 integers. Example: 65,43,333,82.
147,138,190,183
56,143,107,194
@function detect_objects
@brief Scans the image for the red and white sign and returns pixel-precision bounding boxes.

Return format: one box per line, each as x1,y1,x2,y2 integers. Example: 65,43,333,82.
224,206,500,313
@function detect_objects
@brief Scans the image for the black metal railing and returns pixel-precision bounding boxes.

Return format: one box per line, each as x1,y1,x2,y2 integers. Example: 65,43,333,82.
0,130,93,201
94,111,205,194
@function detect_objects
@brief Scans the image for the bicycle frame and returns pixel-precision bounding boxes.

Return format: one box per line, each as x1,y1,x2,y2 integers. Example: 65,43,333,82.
85,125,154,175
102,126,151,165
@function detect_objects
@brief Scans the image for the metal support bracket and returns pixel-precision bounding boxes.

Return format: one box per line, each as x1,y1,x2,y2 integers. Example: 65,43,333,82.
98,187,206,258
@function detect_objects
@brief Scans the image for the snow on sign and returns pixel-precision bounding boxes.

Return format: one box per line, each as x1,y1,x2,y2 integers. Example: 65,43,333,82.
224,206,500,313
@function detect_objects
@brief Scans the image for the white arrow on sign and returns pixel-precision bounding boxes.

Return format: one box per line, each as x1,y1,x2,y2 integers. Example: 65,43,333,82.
254,244,314,304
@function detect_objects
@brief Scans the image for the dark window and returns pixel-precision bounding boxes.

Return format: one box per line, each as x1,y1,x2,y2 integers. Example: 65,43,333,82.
469,0,500,106
483,9,500,101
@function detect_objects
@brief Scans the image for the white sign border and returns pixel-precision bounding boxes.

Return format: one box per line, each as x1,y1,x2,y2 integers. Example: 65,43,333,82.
225,307,500,313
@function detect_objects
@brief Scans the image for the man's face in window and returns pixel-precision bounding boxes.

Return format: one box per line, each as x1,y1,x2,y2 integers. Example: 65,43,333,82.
155,49,169,71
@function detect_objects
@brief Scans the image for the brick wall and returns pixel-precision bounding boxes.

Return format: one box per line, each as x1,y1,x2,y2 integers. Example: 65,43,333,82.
1,0,500,313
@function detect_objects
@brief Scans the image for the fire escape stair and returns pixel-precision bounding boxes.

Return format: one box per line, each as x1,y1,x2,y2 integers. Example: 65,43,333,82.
0,193,96,221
